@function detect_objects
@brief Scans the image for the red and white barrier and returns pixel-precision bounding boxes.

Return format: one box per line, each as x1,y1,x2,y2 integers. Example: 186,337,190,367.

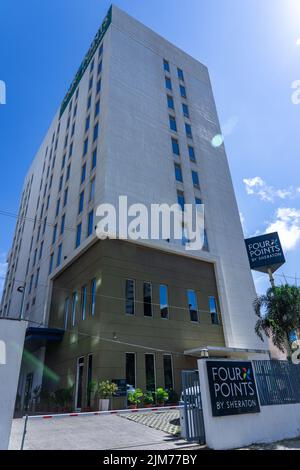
24,405,182,420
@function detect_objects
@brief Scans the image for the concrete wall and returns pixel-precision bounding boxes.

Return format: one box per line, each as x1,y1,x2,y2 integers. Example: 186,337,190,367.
0,319,27,450
198,359,300,450
43,239,225,409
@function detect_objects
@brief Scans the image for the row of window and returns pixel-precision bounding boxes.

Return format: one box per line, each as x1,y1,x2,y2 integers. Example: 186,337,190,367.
64,278,97,328
125,279,219,324
126,352,174,391
64,277,219,327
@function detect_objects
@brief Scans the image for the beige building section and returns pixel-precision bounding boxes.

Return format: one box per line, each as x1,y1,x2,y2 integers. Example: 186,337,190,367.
43,239,225,409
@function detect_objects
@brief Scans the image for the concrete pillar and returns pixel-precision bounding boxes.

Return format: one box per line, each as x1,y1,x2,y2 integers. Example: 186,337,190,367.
0,318,27,449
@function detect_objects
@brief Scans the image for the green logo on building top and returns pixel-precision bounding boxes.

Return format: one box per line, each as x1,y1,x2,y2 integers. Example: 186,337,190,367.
59,5,112,118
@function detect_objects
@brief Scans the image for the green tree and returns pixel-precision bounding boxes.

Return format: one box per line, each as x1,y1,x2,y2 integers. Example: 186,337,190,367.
254,284,300,353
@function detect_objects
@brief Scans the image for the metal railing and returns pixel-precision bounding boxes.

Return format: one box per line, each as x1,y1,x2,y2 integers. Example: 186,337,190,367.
253,360,300,406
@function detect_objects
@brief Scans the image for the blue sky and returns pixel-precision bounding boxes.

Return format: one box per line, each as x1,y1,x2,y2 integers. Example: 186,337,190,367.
0,0,300,296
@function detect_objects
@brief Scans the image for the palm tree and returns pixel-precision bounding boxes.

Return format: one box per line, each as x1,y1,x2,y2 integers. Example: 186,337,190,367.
254,284,300,353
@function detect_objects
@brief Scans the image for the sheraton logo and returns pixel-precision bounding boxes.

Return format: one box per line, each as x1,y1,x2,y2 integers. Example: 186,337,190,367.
207,361,260,416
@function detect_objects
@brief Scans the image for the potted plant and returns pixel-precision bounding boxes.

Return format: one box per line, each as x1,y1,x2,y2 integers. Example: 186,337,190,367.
53,386,74,412
155,387,169,406
128,388,143,409
143,391,154,408
97,380,118,411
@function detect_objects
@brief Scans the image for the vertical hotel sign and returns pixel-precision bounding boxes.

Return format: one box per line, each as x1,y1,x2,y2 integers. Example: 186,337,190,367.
59,6,112,118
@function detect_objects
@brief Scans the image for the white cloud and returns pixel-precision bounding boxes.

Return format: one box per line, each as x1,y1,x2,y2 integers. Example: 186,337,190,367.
265,207,300,251
243,177,297,202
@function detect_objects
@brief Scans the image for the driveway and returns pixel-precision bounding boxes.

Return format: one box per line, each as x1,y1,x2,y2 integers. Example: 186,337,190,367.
9,413,194,450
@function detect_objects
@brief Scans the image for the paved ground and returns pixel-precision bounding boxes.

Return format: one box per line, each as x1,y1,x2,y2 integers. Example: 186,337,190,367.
121,410,180,436
9,413,195,450
240,437,300,450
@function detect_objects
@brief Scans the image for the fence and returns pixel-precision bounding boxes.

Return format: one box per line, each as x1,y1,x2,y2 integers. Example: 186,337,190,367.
253,360,300,406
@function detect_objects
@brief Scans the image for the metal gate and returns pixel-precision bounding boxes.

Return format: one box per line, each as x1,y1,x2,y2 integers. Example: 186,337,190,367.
181,370,205,444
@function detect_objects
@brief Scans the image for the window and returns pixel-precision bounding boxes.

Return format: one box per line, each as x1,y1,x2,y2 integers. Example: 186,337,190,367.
46,195,50,210
180,84,187,98
163,59,170,72
89,76,93,90
91,148,97,169
75,223,82,248
39,241,43,260
73,104,77,117
191,170,200,187
99,44,103,57
69,142,73,158
78,191,84,214
71,122,75,137
81,164,86,184
35,268,40,288
182,103,189,118
57,243,62,267
49,253,54,274
55,199,60,217
95,100,100,118
43,217,47,234
98,60,102,75
52,224,57,244
188,146,196,162
185,123,192,138
163,355,174,390
85,115,90,132
72,292,78,326
143,282,152,317
86,354,93,407
59,175,63,192
64,297,69,330
195,197,202,205
93,123,99,142
167,95,174,110
87,95,92,110
63,187,68,206
177,190,185,211
174,163,183,182
171,138,180,155
29,275,34,294
203,229,209,250
91,278,96,316
83,138,88,156
187,289,198,322
61,154,66,169
33,249,37,267
159,284,169,319
81,285,87,320
126,353,136,388
177,67,184,81
89,177,95,201
87,210,94,237
165,77,172,90
96,78,101,94
90,59,94,72
60,214,65,234
66,164,71,181
145,354,156,392
209,296,219,325
125,279,135,315
169,115,177,132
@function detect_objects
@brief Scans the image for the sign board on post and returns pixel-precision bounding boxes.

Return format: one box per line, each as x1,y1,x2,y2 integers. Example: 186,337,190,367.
206,361,260,417
244,232,285,273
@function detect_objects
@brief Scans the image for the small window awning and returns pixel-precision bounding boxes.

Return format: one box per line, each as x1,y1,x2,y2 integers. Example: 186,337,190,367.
184,345,269,359
25,327,64,344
